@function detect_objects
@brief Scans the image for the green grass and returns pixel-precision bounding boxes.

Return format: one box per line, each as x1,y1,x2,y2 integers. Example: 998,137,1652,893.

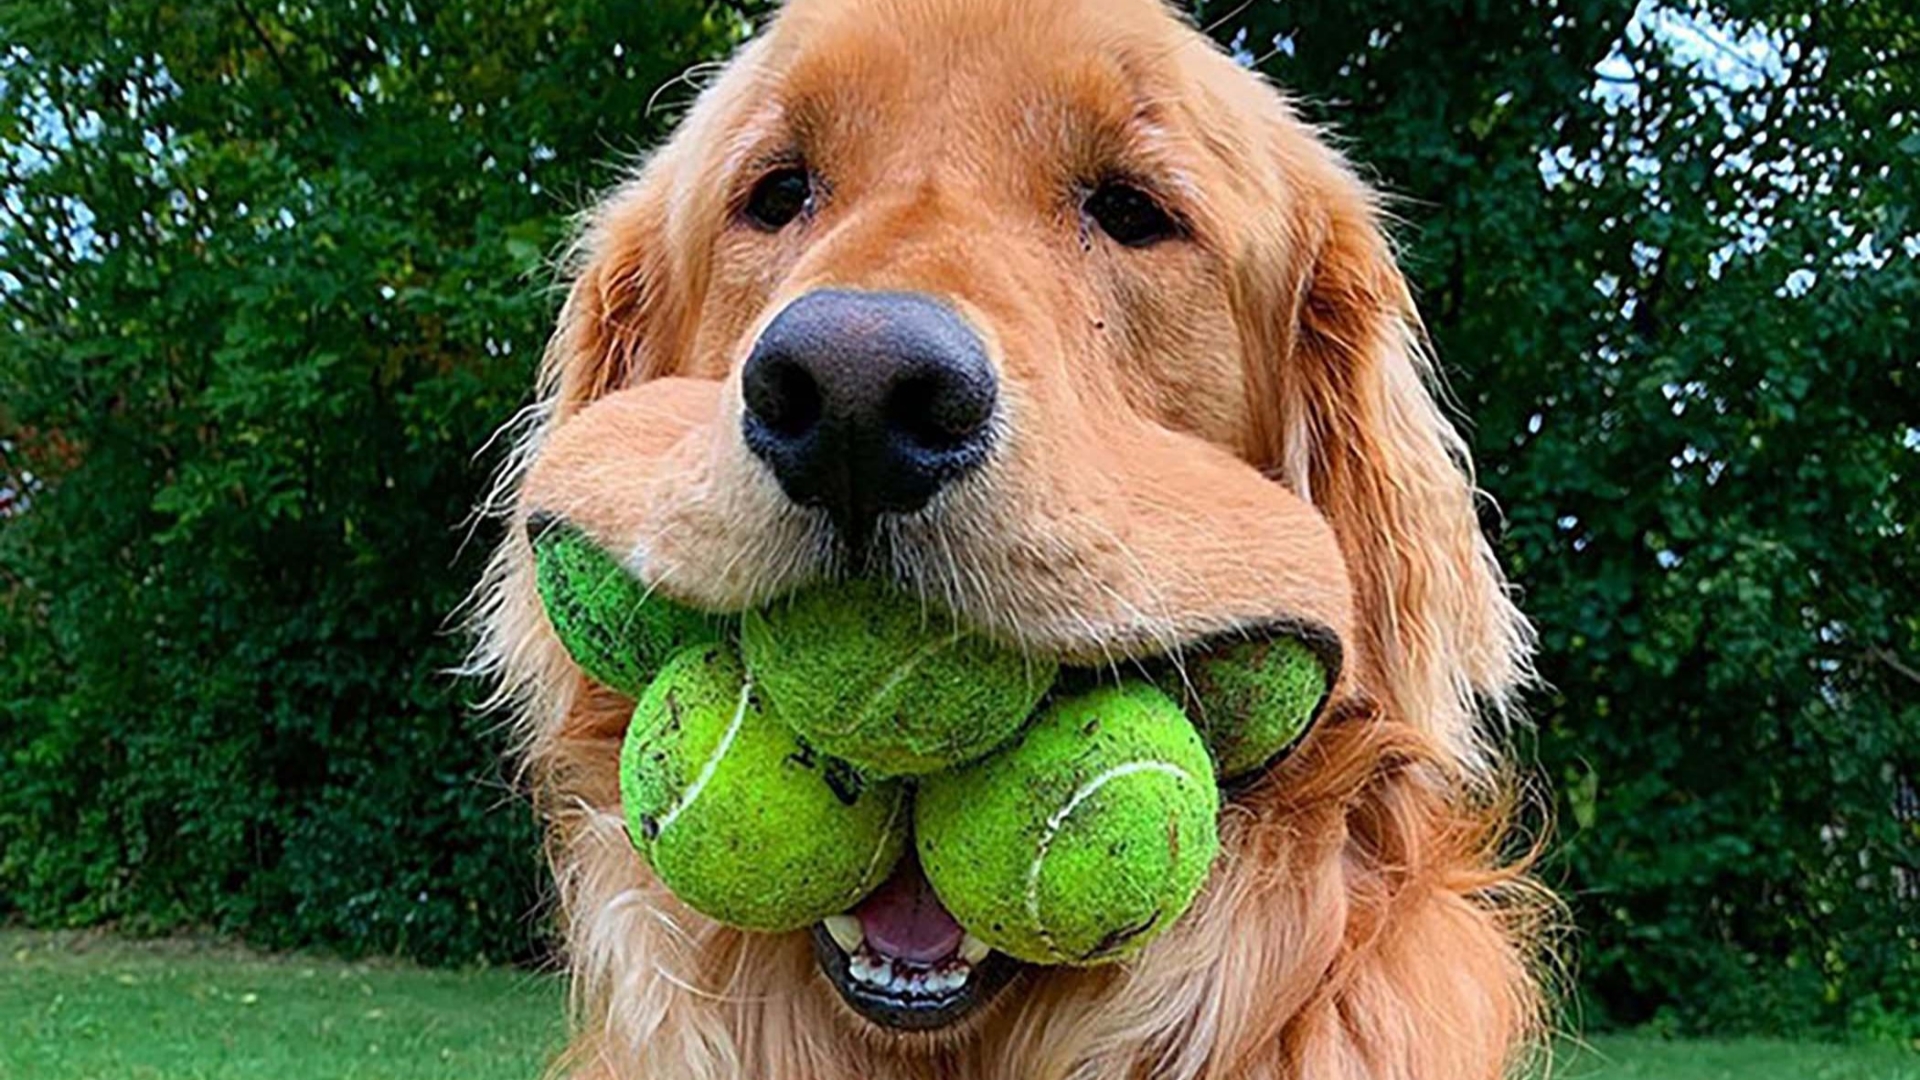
2,931,563,1079
1557,1034,1918,1080
5,930,1915,1079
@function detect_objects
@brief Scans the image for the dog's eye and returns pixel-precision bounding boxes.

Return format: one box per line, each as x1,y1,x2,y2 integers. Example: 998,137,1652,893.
1084,181,1180,248
744,166,814,231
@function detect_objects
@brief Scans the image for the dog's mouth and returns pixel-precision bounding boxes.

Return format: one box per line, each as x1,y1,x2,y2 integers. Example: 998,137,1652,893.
810,850,1022,1031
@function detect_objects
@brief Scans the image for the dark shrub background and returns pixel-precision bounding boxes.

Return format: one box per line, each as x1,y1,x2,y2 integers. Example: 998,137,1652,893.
2,0,1914,1039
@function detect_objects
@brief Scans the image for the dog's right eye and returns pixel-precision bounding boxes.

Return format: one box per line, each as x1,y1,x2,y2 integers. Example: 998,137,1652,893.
744,166,814,231
1084,180,1181,248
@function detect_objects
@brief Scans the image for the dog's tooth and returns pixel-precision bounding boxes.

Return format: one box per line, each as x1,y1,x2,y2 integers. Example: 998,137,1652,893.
848,954,872,983
822,915,864,954
907,971,929,997
872,959,894,988
959,933,991,965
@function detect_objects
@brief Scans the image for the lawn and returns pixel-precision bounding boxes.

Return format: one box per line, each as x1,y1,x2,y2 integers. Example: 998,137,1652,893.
3,931,562,1080
4,930,1913,1079
1555,1036,1918,1080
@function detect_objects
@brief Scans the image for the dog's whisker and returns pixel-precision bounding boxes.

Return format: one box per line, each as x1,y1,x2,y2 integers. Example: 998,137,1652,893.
925,511,973,634
644,905,703,950
647,60,729,118
602,888,706,953
648,961,777,1006
706,504,790,609
1041,511,1187,664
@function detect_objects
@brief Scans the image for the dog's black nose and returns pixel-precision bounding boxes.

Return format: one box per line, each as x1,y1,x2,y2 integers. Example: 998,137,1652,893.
742,289,997,541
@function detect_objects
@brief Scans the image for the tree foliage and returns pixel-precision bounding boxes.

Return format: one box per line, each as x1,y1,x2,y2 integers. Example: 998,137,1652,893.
3,0,1916,1035
1208,0,1919,1038
0,0,746,963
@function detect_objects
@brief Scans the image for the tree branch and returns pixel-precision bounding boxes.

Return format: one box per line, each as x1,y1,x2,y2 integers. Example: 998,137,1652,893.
1869,646,1920,689
232,0,321,129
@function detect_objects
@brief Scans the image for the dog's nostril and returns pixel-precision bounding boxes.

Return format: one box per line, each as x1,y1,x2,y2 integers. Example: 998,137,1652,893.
888,372,991,452
749,358,824,440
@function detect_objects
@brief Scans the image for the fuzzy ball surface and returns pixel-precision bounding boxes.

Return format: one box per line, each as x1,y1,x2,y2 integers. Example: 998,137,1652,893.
740,580,1056,776
533,523,721,696
620,643,908,932
1182,635,1329,778
914,681,1219,966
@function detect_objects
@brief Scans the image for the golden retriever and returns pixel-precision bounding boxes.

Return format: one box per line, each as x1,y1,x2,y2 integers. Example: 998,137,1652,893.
471,1,1549,1076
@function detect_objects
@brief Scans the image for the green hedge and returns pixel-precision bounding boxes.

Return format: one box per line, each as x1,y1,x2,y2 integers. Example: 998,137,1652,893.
3,0,1915,1038
0,0,749,963
1210,0,1919,1038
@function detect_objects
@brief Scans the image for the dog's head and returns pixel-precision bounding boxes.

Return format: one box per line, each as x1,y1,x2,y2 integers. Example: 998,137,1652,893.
477,0,1537,1074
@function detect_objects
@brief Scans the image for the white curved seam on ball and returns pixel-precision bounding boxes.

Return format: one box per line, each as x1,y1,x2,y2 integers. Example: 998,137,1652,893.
848,792,907,906
1024,760,1198,960
657,678,754,834
846,629,967,735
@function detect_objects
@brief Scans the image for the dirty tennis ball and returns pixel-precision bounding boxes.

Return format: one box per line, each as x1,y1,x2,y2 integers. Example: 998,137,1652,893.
532,519,723,696
914,681,1219,966
1181,634,1331,779
620,643,909,932
740,579,1057,776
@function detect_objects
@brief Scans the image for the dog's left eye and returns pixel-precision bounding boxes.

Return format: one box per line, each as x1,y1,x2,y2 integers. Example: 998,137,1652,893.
1084,181,1181,248
744,166,815,231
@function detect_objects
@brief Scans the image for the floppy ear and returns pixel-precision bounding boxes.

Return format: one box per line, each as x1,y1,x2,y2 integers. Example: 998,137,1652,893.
1246,140,1534,769
540,160,690,420
464,147,695,747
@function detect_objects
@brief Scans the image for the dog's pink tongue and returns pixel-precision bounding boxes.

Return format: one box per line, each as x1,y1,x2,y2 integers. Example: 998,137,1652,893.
855,858,963,964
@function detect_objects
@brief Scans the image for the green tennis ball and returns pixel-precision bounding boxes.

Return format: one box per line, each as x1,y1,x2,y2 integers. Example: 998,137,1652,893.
1181,635,1330,779
620,643,908,932
740,580,1057,776
532,521,722,696
915,681,1219,967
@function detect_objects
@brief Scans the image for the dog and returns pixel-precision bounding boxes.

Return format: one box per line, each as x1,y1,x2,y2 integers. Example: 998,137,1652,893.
471,1,1549,1076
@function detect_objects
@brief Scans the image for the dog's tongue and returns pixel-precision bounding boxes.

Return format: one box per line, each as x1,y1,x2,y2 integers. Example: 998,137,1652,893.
854,855,963,964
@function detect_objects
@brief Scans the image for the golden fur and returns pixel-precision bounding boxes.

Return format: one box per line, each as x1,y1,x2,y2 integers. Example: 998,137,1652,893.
469,1,1551,1076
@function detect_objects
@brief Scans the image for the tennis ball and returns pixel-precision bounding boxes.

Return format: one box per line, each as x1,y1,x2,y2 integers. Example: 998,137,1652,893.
532,520,722,696
914,682,1219,966
740,580,1056,776
1181,635,1330,779
620,643,908,932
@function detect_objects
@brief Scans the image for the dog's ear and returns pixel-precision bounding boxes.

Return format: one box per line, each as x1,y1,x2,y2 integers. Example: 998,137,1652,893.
540,159,691,421
1243,131,1534,768
469,149,697,738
